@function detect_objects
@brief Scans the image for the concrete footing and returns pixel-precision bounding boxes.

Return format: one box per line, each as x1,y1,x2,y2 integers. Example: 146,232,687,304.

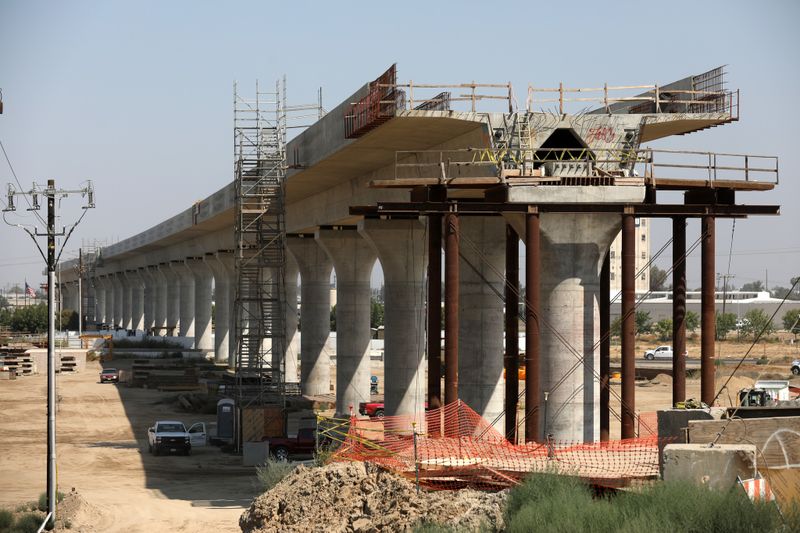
663,443,757,491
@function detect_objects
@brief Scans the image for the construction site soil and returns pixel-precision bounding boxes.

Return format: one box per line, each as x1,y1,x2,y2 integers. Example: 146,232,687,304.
240,461,507,533
0,336,797,531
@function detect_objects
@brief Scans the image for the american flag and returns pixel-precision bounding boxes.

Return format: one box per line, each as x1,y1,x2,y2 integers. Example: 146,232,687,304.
25,281,36,298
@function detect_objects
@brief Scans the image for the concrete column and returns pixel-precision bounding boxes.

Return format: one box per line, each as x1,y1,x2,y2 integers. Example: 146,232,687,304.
284,255,300,383
149,265,167,335
160,263,180,335
205,252,234,365
316,228,376,417
360,219,427,425
507,212,622,443
101,275,113,326
113,272,124,329
287,236,333,397
140,267,155,334
126,270,144,332
171,260,195,339
458,217,506,429
186,257,213,351
94,276,107,325
121,271,132,330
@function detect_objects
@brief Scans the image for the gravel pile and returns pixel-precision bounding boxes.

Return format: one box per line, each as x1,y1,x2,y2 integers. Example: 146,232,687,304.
240,462,506,533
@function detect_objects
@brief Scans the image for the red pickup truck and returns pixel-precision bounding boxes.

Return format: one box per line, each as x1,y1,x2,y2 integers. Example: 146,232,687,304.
264,428,321,461
358,401,429,418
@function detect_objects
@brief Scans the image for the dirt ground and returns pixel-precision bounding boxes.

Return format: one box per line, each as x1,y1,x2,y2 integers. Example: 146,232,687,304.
0,359,258,532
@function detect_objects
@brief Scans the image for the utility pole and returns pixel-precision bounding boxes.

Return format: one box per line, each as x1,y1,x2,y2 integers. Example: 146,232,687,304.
4,179,94,528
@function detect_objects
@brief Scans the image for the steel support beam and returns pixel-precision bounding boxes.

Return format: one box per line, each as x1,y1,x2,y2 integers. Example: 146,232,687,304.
600,251,610,442
524,212,541,443
672,217,687,406
427,214,442,411
444,213,459,408
621,214,636,439
701,215,716,405
504,224,519,443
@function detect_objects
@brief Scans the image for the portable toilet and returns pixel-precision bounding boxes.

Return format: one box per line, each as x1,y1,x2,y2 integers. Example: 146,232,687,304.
217,398,235,441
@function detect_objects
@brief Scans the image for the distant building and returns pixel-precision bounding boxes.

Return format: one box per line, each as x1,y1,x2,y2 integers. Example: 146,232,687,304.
608,217,650,293
1,293,45,309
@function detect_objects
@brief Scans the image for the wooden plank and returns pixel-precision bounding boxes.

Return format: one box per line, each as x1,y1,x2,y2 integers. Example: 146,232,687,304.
764,467,800,505
651,178,774,191
688,417,800,469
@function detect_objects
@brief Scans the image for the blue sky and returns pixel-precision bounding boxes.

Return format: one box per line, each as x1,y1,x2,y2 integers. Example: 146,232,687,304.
1,0,798,290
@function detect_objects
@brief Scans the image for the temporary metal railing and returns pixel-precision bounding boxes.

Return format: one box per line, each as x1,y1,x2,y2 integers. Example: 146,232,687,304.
526,84,739,117
390,148,778,185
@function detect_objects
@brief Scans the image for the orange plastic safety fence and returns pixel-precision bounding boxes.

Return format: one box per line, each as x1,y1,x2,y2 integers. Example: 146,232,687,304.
328,401,669,491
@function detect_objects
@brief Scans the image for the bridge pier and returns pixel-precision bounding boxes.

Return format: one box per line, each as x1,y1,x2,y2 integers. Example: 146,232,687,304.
160,263,180,336
316,228,376,418
140,267,155,334
205,252,234,365
186,258,213,352
458,217,506,429
360,218,427,425
287,236,333,397
95,275,108,326
284,255,300,384
149,265,167,336
120,271,132,330
171,261,195,339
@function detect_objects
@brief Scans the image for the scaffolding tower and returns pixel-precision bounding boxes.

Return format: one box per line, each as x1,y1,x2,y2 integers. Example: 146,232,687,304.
233,80,289,410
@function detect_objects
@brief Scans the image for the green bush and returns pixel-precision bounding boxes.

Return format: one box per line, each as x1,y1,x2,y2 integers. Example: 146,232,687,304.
37,491,64,512
255,459,295,492
112,337,184,349
13,512,46,533
505,474,782,533
0,508,14,529
413,523,454,533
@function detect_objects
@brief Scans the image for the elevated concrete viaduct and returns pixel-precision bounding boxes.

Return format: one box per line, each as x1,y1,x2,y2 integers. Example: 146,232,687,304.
56,66,779,442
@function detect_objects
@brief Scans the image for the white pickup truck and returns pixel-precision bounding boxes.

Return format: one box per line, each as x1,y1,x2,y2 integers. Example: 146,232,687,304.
643,346,689,360
147,420,208,456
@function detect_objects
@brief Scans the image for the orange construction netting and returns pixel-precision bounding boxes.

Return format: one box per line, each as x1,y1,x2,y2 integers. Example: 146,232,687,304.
321,401,668,491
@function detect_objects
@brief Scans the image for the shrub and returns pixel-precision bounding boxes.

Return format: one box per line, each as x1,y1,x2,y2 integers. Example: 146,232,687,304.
255,459,295,492
504,475,781,533
37,491,64,512
13,512,46,533
0,508,13,529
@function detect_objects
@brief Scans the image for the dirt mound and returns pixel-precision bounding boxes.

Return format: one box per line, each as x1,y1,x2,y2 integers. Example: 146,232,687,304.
240,462,506,533
55,489,103,532
650,373,673,386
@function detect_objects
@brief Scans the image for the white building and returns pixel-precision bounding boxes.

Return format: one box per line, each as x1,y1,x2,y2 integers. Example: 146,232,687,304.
608,217,650,293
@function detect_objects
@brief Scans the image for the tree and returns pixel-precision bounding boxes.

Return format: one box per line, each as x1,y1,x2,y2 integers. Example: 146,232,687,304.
650,266,670,291
59,309,79,331
8,303,48,333
685,311,700,332
330,305,336,332
790,277,800,300
715,312,737,340
653,318,672,341
783,309,800,334
0,294,9,310
740,280,764,292
635,311,652,334
370,297,384,329
771,286,791,300
740,308,774,339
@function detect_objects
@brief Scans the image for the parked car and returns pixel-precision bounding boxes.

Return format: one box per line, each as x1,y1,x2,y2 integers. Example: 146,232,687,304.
147,420,207,456
264,427,323,461
99,368,119,383
792,359,800,376
643,346,687,360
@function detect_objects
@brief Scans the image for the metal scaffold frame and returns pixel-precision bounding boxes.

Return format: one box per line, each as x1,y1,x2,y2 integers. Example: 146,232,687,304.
233,79,289,411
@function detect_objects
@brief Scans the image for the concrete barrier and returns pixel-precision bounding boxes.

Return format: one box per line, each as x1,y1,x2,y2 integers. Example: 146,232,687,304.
663,443,756,491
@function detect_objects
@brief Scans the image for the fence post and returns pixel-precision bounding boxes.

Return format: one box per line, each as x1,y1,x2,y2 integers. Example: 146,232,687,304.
559,82,564,115
655,84,660,113
604,83,609,113
508,82,513,113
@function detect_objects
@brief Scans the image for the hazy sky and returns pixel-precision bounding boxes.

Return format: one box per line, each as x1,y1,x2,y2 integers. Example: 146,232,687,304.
1,0,798,291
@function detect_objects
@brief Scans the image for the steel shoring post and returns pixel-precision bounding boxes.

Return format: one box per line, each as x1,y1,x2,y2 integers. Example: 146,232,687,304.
672,217,687,406
444,212,459,415
599,251,610,442
504,225,519,444
427,214,442,414
701,216,716,405
524,211,540,443
621,213,636,440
